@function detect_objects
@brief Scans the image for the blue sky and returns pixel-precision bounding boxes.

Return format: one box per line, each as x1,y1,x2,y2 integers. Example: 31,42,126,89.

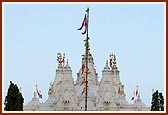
3,3,165,107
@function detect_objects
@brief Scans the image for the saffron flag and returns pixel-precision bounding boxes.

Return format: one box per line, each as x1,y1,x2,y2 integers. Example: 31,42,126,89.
78,14,88,35
82,63,85,74
48,82,54,95
80,79,85,86
37,89,42,99
78,15,86,30
110,58,112,68
131,96,134,101
136,86,139,96
82,25,87,35
61,57,65,67
82,87,86,95
61,57,64,63
80,77,86,86
109,54,113,68
136,89,138,96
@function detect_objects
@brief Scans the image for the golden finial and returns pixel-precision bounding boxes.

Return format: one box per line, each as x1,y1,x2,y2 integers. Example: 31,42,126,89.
57,52,62,64
57,52,65,65
113,54,117,65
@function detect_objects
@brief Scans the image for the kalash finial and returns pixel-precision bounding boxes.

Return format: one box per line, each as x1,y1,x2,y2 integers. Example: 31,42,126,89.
113,54,117,65
57,52,65,66
57,52,62,64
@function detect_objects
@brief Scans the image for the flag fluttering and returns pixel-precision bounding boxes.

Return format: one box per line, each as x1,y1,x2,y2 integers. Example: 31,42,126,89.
82,63,85,74
82,87,86,95
110,58,112,68
131,96,134,101
61,57,65,63
78,14,88,35
131,86,139,101
80,76,86,86
36,88,42,99
48,82,54,95
136,86,138,96
62,53,65,67
36,84,42,99
136,90,138,96
37,90,42,99
131,90,135,101
109,53,113,68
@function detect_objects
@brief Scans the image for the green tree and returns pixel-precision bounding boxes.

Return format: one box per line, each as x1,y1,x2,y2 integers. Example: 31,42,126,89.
4,81,24,111
151,90,164,111
159,92,164,111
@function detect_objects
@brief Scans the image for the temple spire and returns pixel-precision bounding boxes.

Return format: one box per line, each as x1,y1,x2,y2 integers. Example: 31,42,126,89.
106,60,108,66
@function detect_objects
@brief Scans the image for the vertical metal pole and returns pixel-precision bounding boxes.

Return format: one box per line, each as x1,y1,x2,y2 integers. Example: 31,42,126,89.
85,39,88,111
85,7,89,111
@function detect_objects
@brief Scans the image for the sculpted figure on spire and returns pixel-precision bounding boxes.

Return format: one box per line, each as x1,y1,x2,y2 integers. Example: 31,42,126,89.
57,52,65,66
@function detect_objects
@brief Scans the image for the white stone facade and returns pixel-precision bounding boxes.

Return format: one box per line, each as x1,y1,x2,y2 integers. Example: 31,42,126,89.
24,53,150,111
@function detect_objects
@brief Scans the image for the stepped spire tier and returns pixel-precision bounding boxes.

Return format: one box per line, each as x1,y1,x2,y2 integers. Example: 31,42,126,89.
75,51,99,111
24,52,149,111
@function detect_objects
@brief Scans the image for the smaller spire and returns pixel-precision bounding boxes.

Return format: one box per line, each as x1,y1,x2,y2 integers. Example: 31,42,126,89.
65,59,69,67
64,59,72,71
36,84,38,89
33,84,38,98
34,91,37,98
103,60,110,70
137,93,141,101
106,60,108,66
66,59,68,65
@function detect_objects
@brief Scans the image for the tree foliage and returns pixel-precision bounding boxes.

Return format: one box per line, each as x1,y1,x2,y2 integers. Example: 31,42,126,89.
4,81,24,111
151,90,164,111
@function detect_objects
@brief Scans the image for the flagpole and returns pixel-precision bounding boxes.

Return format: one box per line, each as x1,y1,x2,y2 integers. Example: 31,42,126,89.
85,7,89,111
78,7,90,111
86,7,89,39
